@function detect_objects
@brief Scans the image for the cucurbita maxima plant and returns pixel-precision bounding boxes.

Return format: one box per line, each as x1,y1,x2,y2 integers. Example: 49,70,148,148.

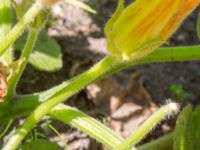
0,0,200,150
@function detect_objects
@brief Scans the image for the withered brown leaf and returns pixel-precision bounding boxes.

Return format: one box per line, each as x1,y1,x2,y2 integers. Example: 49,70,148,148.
0,62,7,102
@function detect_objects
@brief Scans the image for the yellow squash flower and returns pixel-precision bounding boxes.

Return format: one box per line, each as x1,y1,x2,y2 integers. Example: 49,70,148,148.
105,0,200,60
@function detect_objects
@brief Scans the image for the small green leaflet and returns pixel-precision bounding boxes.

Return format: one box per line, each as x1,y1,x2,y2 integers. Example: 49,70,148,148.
14,30,63,72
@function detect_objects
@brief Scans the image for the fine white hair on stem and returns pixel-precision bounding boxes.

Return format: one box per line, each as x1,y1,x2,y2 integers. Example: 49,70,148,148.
115,100,180,149
163,99,180,117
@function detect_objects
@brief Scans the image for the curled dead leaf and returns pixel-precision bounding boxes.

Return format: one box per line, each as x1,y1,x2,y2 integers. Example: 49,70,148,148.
0,62,7,102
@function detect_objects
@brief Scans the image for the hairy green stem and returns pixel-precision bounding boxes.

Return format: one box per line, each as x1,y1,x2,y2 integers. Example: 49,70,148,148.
5,30,39,103
49,104,124,149
108,45,200,76
2,56,117,150
0,0,13,63
0,99,125,149
114,103,178,150
2,45,200,149
0,97,173,149
1,43,198,113
0,2,43,56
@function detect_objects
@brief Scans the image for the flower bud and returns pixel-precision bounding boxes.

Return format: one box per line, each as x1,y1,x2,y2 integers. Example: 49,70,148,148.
105,0,200,60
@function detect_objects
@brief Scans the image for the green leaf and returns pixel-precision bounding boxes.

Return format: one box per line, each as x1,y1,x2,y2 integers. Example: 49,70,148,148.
174,105,200,150
14,30,63,72
174,105,193,150
21,140,62,150
191,107,200,149
197,12,200,40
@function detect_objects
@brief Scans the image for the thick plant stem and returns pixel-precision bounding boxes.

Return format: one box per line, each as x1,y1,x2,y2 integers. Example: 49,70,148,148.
0,101,125,149
0,0,13,63
0,2,43,56
49,104,124,149
107,45,200,76
2,45,200,149
2,56,118,150
114,103,179,150
5,30,39,103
